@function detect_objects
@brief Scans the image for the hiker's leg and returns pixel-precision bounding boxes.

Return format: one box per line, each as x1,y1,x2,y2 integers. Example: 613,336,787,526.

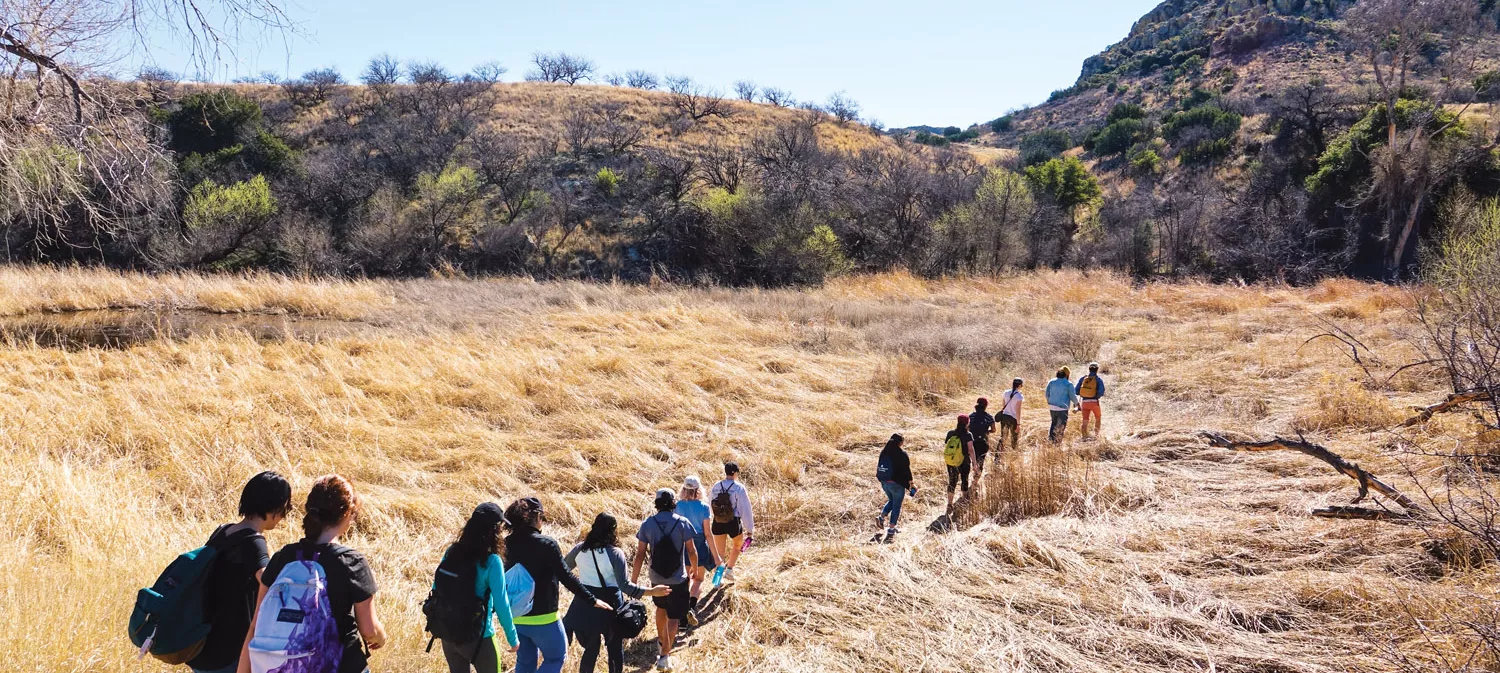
709,533,726,568
531,621,567,673
725,532,744,568
605,626,625,673
882,481,905,528
473,636,500,673
514,626,541,673
655,606,672,654
577,627,602,673
946,466,959,508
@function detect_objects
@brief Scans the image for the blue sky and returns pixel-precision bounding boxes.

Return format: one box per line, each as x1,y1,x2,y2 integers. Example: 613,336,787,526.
140,0,1162,128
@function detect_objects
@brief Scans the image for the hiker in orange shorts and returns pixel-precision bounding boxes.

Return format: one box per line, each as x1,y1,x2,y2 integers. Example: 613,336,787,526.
1075,362,1106,440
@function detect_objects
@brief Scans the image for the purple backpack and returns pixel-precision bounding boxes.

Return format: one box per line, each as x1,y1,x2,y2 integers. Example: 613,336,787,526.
247,551,344,673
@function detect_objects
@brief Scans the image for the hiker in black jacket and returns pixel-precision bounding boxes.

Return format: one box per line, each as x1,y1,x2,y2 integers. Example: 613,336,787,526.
969,398,996,485
503,497,611,673
875,434,916,539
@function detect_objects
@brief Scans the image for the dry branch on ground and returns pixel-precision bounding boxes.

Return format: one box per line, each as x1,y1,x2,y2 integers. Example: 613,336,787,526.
1201,431,1425,519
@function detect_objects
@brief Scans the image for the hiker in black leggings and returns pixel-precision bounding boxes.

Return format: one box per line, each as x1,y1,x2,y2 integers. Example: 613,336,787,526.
563,514,671,673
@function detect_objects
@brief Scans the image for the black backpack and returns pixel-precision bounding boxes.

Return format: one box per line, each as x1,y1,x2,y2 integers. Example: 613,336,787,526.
648,518,683,578
710,486,736,524
422,549,488,651
971,411,995,437
876,451,895,482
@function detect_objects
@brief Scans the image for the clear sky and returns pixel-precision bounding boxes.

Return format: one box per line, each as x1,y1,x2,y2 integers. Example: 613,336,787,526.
139,0,1163,128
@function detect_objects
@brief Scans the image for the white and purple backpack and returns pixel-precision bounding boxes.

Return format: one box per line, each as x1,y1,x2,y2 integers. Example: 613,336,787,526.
248,551,343,673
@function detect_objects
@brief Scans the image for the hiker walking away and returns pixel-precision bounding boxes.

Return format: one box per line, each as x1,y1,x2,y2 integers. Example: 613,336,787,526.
998,379,1024,452
245,474,387,673
503,497,613,673
674,476,716,624
708,462,753,585
944,415,975,512
184,472,291,673
425,503,520,673
631,489,698,673
1046,368,1079,443
564,513,672,673
969,398,995,483
1075,362,1106,441
875,434,915,540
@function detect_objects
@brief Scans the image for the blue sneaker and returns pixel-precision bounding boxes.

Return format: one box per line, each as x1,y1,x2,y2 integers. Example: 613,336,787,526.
712,565,725,587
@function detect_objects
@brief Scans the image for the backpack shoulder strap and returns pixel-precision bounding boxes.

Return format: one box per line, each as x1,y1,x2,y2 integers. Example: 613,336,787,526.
589,548,613,588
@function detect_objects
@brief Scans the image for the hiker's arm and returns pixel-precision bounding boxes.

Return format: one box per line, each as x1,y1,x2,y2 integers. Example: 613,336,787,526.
737,488,755,535
486,556,519,649
614,547,669,598
966,440,976,465
686,532,699,571
236,579,268,673
630,540,646,585
353,598,387,651
563,543,580,571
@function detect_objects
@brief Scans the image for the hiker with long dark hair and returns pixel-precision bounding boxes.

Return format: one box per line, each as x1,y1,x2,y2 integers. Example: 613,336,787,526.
428,503,519,673
563,513,671,673
969,398,995,485
503,497,613,673
875,434,915,540
998,378,1024,452
944,415,975,512
244,474,386,673
186,472,292,673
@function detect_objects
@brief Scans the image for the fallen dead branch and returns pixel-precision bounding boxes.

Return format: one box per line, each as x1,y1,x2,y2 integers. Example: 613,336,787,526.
1400,389,1496,427
1201,432,1425,519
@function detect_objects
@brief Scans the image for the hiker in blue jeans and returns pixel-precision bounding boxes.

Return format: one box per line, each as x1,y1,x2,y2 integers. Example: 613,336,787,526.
875,434,915,539
1045,367,1079,443
503,498,613,673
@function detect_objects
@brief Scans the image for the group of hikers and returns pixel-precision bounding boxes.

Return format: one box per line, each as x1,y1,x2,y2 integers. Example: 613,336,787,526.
132,464,757,673
875,362,1107,539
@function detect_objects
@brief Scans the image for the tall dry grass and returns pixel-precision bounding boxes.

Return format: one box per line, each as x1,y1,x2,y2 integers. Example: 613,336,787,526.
0,267,1490,672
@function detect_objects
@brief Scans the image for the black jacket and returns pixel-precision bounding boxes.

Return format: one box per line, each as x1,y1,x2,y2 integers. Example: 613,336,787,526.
877,446,913,488
503,525,598,617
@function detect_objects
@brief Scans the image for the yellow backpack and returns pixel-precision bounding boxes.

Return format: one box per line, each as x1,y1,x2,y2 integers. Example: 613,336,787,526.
1079,375,1099,399
943,435,965,467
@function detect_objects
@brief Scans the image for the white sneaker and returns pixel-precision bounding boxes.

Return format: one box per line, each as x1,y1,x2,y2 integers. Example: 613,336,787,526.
656,655,673,671
724,567,736,583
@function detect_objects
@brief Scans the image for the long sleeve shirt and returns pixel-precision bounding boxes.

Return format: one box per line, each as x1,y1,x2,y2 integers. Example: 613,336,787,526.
1045,378,1079,411
476,554,519,646
1075,374,1106,400
564,544,649,599
710,479,754,534
503,526,599,625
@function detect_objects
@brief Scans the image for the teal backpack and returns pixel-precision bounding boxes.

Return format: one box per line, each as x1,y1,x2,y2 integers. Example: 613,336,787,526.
128,543,222,664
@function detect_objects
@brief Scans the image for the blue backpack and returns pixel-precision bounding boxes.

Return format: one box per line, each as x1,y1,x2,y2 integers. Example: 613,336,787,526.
128,544,223,663
504,563,535,617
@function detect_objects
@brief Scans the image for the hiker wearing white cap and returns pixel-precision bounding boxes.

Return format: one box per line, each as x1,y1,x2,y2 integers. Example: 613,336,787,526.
675,476,715,625
1075,362,1106,441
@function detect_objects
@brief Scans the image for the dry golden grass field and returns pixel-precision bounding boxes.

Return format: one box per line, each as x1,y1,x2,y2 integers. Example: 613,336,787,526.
1,268,1494,673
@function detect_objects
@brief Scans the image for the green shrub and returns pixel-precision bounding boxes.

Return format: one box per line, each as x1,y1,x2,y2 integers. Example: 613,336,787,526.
168,91,263,157
1163,106,1242,165
989,116,1015,134
594,167,621,196
183,175,276,231
1024,156,1100,217
1092,118,1153,157
1106,103,1147,125
1020,129,1073,166
913,132,950,147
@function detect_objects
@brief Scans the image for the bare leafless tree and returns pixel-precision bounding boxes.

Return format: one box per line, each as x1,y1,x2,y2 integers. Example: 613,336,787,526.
698,140,750,193
761,87,792,107
666,76,730,121
526,51,594,85
826,91,860,125
733,80,757,102
624,70,657,90
282,66,343,108
468,61,507,84
602,72,624,86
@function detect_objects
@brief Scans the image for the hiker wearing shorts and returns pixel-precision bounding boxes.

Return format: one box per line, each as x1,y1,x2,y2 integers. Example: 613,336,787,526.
944,415,975,512
674,476,715,624
188,472,291,673
969,398,995,483
998,379,1024,452
875,433,915,539
1045,368,1079,443
708,462,753,585
1075,362,1106,440
631,490,698,673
